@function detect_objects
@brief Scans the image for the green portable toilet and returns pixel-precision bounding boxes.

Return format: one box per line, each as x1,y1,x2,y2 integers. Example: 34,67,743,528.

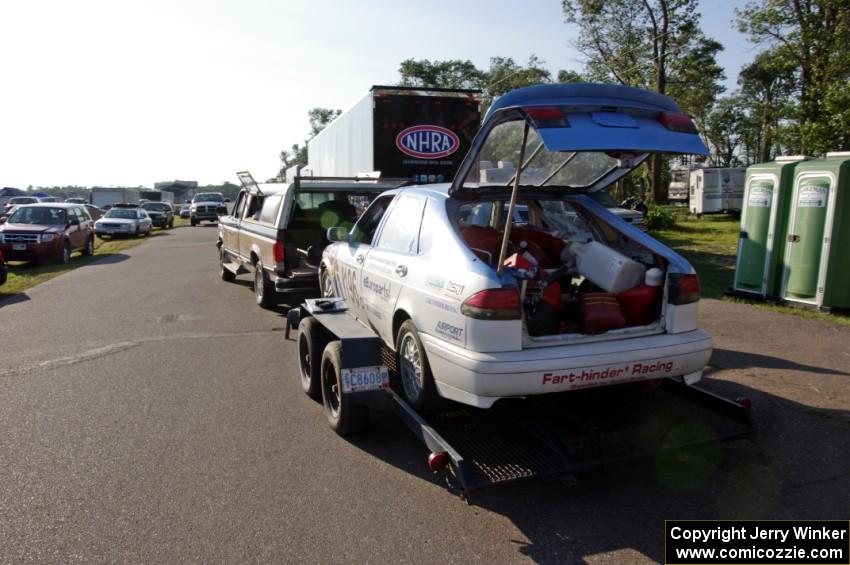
780,152,850,309
733,156,810,298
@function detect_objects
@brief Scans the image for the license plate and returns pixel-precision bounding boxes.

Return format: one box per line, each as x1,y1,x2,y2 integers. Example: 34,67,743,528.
12,243,26,250
341,365,389,393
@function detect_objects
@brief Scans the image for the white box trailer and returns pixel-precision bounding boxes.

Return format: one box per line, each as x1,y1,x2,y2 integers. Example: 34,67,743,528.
689,167,745,215
90,187,141,208
307,85,481,183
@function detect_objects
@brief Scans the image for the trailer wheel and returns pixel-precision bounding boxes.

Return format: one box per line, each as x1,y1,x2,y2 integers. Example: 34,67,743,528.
297,317,329,400
396,320,438,414
321,341,368,436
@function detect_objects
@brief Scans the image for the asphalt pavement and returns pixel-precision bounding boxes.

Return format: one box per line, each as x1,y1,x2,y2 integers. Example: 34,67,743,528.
1,226,848,564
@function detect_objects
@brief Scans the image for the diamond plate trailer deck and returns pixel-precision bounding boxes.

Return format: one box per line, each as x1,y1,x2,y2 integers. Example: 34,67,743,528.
287,299,754,498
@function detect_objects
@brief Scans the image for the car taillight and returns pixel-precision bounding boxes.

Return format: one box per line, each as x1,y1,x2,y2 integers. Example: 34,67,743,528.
273,240,285,263
668,273,700,305
658,112,698,133
461,289,521,320
522,106,569,128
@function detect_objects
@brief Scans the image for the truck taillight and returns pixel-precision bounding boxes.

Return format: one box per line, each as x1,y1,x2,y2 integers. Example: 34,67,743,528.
273,241,285,263
668,273,700,305
461,289,521,320
522,106,568,128
658,112,698,133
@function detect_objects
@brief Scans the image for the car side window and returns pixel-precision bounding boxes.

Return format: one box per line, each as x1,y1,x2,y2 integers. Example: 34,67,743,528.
233,191,247,219
350,195,394,245
245,194,264,221
376,193,426,254
259,194,282,225
417,199,437,255
77,207,92,221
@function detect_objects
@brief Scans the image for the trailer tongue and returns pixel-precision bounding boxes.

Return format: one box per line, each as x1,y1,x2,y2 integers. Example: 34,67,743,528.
288,300,753,499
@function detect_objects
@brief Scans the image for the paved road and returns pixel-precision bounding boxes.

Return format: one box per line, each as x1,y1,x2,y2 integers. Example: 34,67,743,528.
1,226,848,564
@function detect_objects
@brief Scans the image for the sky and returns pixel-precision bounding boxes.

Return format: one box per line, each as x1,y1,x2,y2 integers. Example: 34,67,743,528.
0,0,757,189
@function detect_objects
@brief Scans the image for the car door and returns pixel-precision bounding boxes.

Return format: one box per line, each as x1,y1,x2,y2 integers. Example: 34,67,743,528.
219,190,245,256
65,208,82,249
331,194,395,323
361,192,426,345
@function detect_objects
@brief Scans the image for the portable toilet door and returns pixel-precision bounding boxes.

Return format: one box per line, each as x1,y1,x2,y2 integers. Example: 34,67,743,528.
780,154,850,308
733,157,809,298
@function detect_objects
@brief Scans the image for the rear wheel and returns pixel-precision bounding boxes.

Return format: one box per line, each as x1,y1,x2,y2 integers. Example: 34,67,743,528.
191,218,197,226
321,341,368,436
253,262,275,308
82,236,94,256
297,317,330,400
396,320,438,414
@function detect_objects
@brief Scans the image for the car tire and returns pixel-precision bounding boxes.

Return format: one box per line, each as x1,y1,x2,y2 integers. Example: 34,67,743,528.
297,317,330,400
191,218,197,226
135,226,140,237
320,268,335,298
58,241,71,265
253,262,275,309
396,320,439,414
82,236,94,256
220,247,236,282
321,341,368,436
0,266,6,287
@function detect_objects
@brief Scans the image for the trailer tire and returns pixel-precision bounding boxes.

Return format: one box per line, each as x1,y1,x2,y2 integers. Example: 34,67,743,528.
321,341,368,436
396,320,438,414
297,317,329,400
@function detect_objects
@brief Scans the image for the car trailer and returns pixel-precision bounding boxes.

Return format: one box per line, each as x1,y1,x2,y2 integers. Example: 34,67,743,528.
287,299,754,499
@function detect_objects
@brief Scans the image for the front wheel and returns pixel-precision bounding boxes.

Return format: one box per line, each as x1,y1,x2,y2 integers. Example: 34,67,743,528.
220,247,236,282
58,241,71,265
191,218,197,226
253,263,275,308
396,320,439,414
320,268,335,298
321,341,368,436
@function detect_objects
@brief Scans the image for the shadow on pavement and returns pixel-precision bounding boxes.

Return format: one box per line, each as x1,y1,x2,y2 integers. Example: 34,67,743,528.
345,379,850,564
0,293,31,308
711,348,849,376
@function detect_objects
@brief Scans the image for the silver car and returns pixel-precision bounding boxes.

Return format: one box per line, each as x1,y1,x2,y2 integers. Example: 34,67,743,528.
319,83,712,413
94,207,152,237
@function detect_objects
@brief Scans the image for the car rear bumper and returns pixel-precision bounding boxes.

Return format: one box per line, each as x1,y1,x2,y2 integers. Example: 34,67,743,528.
273,271,318,293
420,329,713,408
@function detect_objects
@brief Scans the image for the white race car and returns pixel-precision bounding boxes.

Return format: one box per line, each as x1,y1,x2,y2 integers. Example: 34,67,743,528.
319,83,712,413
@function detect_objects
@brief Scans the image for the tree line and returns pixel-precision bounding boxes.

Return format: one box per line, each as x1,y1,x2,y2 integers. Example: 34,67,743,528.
281,0,848,202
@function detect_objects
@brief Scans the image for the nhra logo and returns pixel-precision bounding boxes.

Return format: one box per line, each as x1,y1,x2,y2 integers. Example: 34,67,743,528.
395,125,460,159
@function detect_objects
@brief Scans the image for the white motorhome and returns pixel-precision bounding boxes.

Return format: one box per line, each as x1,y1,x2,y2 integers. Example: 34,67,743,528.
90,187,141,208
689,167,745,215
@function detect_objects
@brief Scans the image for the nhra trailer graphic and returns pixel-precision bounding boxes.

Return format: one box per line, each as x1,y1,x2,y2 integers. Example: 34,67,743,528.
307,85,481,183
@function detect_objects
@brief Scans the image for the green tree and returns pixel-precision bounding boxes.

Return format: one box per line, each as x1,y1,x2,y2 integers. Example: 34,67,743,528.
397,58,486,90
703,95,747,167
737,0,850,153
562,0,725,202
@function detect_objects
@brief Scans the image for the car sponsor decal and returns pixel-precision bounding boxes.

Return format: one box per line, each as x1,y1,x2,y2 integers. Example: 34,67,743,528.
425,275,446,290
362,276,391,300
395,125,460,159
340,264,362,309
443,280,465,299
426,297,459,314
434,321,463,342
542,361,675,386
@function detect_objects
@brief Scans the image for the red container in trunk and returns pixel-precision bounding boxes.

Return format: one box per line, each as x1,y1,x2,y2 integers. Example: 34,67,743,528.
616,284,663,326
579,293,626,334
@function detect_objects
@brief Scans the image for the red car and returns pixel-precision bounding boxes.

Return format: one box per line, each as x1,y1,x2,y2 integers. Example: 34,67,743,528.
0,203,95,265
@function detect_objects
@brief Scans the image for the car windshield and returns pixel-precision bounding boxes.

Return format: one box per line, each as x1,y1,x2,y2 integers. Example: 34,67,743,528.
193,193,223,203
104,209,139,219
142,203,170,211
9,206,66,225
462,118,620,189
589,192,617,207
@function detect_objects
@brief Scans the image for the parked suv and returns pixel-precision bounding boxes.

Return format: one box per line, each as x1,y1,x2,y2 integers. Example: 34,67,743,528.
318,83,711,413
0,203,95,264
218,174,401,308
141,201,174,228
190,192,228,226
